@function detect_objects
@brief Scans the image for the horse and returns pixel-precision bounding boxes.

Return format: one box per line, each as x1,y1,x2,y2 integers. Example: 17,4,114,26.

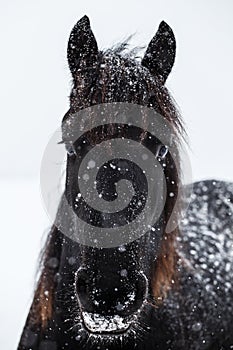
18,16,233,350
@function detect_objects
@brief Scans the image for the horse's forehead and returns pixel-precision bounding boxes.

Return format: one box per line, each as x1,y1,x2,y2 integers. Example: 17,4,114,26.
102,53,150,79
102,53,130,65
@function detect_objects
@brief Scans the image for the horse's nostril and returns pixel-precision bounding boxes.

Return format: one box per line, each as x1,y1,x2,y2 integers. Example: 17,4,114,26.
76,268,89,283
76,268,90,297
136,272,148,300
122,272,147,314
76,268,148,317
76,268,99,314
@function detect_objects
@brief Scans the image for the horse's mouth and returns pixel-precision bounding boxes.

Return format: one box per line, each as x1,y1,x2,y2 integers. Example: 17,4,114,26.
81,311,134,334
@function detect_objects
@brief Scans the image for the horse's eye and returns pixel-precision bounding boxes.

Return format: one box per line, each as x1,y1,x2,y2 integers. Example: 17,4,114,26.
65,143,76,156
158,145,168,159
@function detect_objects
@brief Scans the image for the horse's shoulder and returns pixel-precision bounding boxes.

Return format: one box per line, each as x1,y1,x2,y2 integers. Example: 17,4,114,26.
191,179,233,202
161,178,233,349
178,179,233,304
184,179,233,224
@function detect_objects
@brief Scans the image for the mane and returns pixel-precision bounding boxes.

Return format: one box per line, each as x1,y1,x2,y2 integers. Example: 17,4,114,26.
110,36,145,59
28,43,186,329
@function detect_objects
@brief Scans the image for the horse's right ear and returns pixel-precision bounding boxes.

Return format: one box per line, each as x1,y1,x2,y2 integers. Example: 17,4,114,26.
142,21,176,83
67,15,98,77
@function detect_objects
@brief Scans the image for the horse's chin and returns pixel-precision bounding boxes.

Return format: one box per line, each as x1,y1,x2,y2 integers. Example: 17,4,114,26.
81,311,135,335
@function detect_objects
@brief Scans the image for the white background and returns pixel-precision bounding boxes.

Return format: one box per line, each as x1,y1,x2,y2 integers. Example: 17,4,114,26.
0,1,233,348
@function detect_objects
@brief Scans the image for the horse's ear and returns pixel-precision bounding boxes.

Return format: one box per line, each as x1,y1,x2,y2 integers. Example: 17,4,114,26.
67,15,98,77
141,21,176,83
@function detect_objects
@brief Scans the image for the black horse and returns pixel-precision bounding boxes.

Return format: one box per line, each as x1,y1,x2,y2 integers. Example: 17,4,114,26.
18,16,233,350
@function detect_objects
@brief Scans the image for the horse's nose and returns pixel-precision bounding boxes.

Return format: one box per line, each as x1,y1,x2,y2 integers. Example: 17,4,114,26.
76,267,148,316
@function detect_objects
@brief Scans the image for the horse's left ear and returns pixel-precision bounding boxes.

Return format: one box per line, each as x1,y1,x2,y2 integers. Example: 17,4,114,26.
141,21,176,83
67,15,98,77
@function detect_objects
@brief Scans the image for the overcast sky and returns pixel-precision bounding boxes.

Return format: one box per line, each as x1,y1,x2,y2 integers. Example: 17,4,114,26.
1,1,233,349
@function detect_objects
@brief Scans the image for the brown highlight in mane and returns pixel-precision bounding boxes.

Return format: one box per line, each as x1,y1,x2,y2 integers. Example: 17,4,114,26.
152,230,180,302
27,225,62,329
151,84,184,302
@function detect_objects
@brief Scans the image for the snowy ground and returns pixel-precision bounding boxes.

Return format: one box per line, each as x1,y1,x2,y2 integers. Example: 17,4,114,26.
0,179,50,349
